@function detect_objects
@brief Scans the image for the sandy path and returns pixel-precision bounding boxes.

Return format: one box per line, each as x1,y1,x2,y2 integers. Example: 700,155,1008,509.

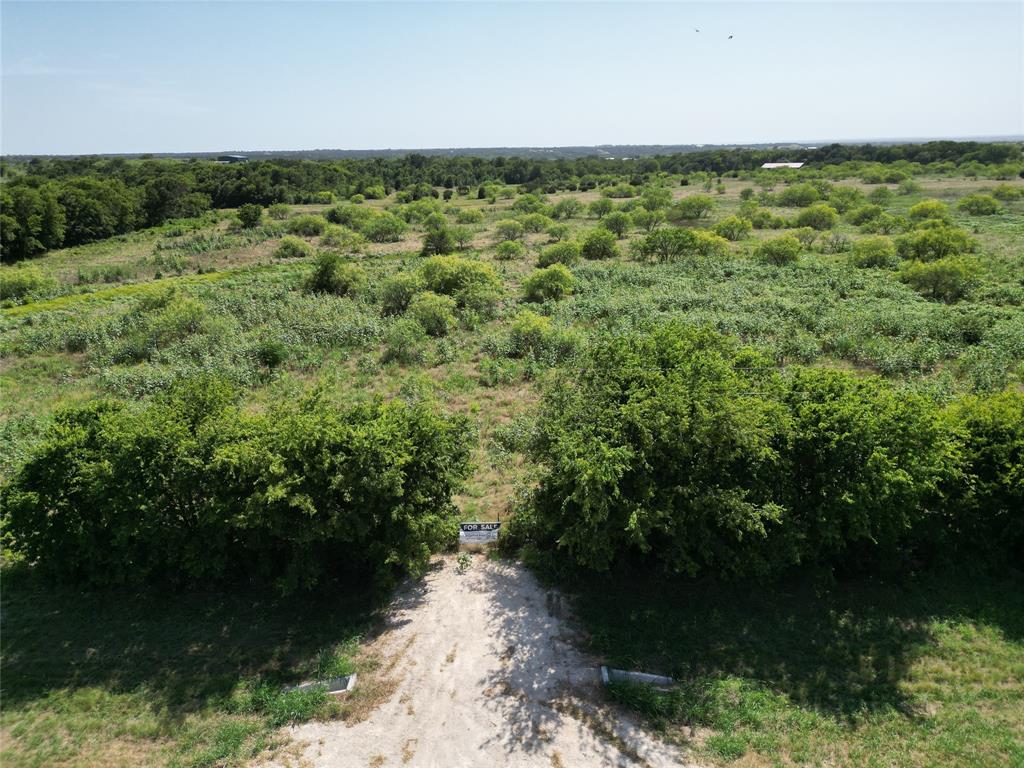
267,555,692,768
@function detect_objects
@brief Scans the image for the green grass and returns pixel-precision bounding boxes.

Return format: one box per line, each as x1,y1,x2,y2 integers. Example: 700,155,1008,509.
568,569,1024,767
0,568,383,768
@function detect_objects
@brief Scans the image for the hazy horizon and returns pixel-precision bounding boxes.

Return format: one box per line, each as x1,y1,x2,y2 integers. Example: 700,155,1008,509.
3,1,1022,156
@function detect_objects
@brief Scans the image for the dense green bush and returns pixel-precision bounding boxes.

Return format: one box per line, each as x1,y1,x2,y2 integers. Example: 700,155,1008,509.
381,318,429,365
495,219,526,242
793,203,839,231
407,291,457,337
581,228,620,260
846,204,884,225
849,235,898,269
957,194,1001,215
305,252,366,297
1,378,473,591
286,215,328,237
379,272,423,315
495,241,526,261
267,203,292,220
900,257,980,303
538,241,582,267
518,213,553,233
668,195,714,221
362,212,408,243
908,199,950,223
274,236,313,259
320,224,366,253
713,216,753,241
419,255,501,316
551,198,583,219
237,203,263,228
508,323,1017,578
522,264,574,303
588,198,614,219
895,223,975,261
776,183,820,207
632,228,697,262
755,235,802,265
421,226,456,257
454,208,484,225
601,211,632,238
0,265,58,305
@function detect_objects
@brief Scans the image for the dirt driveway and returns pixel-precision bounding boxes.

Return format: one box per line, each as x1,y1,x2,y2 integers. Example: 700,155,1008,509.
266,555,692,768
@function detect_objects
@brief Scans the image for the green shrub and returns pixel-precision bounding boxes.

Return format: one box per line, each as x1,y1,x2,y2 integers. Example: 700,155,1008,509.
692,230,730,258
668,195,714,221
957,193,1001,215
286,215,328,237
305,252,366,297
507,310,579,361
713,216,752,241
237,203,263,228
510,324,957,577
518,213,552,233
349,193,365,204
454,208,484,225
895,223,975,261
601,211,632,238
990,184,1022,201
253,338,288,369
274,236,313,259
407,291,457,337
632,228,697,262
421,227,456,257
629,208,664,233
545,223,571,242
793,203,839,230
381,318,429,366
0,265,58,304
379,272,423,315
538,241,581,267
749,208,786,230
522,264,574,303
755,235,802,265
362,212,408,243
320,224,366,253
850,235,898,268
908,199,950,223
268,203,292,220
511,193,546,214
581,228,619,260
419,255,501,315
846,204,883,225
790,226,819,248
819,232,850,254
1,377,473,591
495,241,526,261
900,257,980,303
776,183,820,207
551,198,583,219
495,219,525,242
450,225,474,249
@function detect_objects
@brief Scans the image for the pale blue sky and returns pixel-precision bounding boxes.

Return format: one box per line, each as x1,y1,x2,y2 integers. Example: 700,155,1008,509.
2,1,1021,155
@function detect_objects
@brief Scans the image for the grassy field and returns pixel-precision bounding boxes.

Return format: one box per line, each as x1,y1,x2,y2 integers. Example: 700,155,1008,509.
569,570,1024,767
2,172,1023,766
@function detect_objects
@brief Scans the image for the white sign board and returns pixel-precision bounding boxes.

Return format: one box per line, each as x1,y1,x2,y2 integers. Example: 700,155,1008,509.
459,522,501,545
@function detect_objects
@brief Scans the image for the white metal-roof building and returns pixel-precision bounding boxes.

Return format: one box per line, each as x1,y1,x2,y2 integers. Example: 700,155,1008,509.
761,162,804,169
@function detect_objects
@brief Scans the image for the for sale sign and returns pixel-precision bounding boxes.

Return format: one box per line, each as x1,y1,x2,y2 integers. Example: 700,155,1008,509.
458,522,501,545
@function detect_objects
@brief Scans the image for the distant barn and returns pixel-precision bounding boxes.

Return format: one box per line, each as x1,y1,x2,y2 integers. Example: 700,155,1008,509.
761,162,804,169
216,154,249,164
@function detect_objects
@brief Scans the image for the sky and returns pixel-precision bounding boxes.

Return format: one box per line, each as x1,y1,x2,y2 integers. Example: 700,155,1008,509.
2,1,1022,155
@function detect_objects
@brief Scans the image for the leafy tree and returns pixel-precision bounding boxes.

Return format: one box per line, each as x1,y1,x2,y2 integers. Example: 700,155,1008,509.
305,252,366,296
362,211,408,242
495,240,526,260
632,228,698,262
640,186,673,211
551,198,583,219
450,225,474,249
846,204,884,225
522,264,574,302
587,198,614,219
668,195,714,221
895,223,975,261
850,235,898,268
776,183,820,207
545,223,571,242
0,185,65,259
421,226,456,257
793,203,839,230
237,203,262,228
518,213,553,233
495,219,526,242
268,203,292,219
713,215,753,241
601,211,632,238
286,215,328,236
538,240,582,267
407,291,458,337
755,235,802,265
957,193,1001,215
380,272,424,315
320,224,366,253
419,255,502,315
455,208,484,224
629,207,664,233
908,199,951,222
900,256,980,302
826,185,863,213
274,236,313,259
581,228,619,260
512,193,546,214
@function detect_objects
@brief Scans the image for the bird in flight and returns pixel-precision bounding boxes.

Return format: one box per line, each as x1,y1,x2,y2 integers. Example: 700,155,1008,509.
728,34,734,39
695,28,700,32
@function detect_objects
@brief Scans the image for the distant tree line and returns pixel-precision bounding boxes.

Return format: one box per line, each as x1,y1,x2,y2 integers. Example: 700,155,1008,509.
2,141,1020,260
